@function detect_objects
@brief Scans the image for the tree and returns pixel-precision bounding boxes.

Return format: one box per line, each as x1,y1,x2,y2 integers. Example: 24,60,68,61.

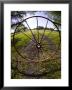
11,11,36,28
47,11,61,31
11,11,26,18
11,11,27,28
16,24,27,33
48,11,61,24
37,26,44,30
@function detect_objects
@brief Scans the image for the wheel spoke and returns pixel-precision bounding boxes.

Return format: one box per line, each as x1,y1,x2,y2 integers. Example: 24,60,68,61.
36,17,39,43
40,48,45,59
25,20,38,44
20,29,31,39
37,49,40,61
40,20,48,43
19,28,36,43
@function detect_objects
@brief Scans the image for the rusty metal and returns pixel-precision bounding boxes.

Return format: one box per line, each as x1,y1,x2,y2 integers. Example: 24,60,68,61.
12,16,61,77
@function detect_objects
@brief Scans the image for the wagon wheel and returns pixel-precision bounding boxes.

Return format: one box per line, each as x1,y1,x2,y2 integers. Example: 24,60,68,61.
12,16,61,76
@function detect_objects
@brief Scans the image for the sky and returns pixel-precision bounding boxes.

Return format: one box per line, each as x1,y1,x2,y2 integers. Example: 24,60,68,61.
11,11,58,33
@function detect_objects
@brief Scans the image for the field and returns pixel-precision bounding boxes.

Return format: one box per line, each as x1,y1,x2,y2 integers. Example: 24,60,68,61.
11,29,61,79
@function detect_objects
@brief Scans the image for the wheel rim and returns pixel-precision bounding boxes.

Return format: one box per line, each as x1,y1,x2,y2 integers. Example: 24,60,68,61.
12,16,61,76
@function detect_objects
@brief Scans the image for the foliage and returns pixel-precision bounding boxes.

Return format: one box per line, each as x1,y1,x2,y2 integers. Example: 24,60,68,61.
11,11,36,28
48,11,61,24
16,24,28,33
35,26,44,30
11,11,27,18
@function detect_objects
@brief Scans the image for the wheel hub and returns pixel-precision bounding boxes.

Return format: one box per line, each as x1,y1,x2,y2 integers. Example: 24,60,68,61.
36,43,41,49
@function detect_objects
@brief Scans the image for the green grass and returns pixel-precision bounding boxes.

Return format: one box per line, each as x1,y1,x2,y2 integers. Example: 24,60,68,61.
11,31,32,48
45,30,60,45
11,29,60,48
11,29,61,79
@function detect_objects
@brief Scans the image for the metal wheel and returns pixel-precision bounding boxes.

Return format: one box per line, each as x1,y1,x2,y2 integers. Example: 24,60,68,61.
12,16,61,76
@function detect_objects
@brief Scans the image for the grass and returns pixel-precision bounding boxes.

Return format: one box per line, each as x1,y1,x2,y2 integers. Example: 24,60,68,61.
45,30,60,46
11,31,32,47
11,29,60,47
11,29,61,79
